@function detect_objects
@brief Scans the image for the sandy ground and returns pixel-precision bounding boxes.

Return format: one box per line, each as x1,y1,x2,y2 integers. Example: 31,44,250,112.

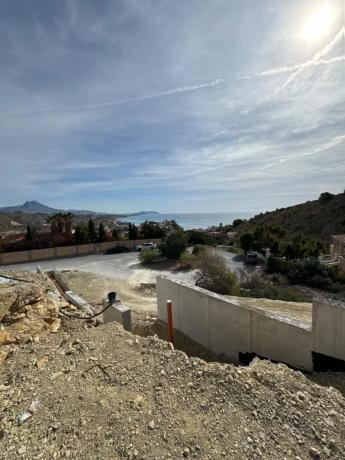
59,270,159,312
228,296,313,325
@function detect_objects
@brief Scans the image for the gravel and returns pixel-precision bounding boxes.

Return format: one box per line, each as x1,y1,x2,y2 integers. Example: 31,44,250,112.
1,320,345,459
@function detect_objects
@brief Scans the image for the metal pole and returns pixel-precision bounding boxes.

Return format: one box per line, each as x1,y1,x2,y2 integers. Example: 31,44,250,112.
167,300,173,343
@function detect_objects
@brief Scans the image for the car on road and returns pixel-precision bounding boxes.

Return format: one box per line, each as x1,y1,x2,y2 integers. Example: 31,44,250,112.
136,242,157,252
245,251,258,264
105,245,130,254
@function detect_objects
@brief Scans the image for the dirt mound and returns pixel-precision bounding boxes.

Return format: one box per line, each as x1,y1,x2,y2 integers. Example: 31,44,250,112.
1,321,345,459
0,271,66,361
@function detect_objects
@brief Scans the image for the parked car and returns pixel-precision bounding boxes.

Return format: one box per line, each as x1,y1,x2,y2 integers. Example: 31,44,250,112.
105,245,129,254
136,242,157,252
245,251,258,264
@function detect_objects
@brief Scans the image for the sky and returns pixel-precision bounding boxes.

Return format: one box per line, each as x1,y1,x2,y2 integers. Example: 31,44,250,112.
0,0,344,214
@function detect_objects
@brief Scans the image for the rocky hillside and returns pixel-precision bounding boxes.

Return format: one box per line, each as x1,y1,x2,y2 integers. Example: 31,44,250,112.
1,320,345,459
234,192,345,244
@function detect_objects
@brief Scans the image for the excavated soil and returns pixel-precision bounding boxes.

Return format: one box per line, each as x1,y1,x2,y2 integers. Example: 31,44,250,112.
1,320,345,459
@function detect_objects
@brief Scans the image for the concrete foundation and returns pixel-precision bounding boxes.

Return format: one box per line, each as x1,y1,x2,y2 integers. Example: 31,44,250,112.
102,301,132,332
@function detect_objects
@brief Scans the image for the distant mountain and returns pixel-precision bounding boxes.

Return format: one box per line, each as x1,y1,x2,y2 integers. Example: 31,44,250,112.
0,201,158,217
0,200,60,214
233,192,345,244
126,211,159,216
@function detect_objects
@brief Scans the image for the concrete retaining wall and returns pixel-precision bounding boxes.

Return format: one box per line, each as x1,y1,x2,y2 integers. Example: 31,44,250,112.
157,276,313,371
339,256,345,274
313,300,345,361
0,239,160,265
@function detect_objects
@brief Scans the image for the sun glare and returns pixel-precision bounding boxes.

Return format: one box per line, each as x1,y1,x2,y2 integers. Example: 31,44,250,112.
302,4,335,41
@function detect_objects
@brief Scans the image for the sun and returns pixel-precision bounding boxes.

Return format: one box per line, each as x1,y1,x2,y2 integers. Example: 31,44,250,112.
302,4,335,42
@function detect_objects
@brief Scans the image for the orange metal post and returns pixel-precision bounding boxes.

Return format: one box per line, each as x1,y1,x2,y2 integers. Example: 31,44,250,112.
167,300,173,343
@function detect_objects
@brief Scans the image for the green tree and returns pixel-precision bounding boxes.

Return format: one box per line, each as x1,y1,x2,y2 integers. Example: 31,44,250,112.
47,212,73,236
88,219,97,242
128,223,139,240
62,212,73,235
240,233,254,252
98,223,106,242
112,228,120,240
74,224,89,244
319,192,334,202
195,248,240,295
159,231,187,260
26,225,33,242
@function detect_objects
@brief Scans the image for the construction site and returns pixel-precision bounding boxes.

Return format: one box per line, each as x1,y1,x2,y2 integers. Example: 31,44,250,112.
1,262,345,460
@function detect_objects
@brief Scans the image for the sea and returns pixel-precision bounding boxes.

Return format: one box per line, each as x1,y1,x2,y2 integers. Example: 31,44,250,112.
119,212,253,230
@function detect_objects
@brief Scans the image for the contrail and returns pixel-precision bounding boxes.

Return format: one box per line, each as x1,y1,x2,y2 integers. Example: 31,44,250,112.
239,26,344,81
12,79,224,115
277,26,345,93
238,55,345,80
241,26,345,114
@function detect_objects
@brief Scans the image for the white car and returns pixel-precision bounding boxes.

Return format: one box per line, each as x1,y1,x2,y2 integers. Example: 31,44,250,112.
136,242,157,251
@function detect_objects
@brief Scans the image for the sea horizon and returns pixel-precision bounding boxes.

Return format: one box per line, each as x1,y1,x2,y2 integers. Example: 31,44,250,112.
119,211,253,230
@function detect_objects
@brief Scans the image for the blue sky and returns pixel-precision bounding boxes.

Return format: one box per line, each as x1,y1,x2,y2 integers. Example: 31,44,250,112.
0,0,344,213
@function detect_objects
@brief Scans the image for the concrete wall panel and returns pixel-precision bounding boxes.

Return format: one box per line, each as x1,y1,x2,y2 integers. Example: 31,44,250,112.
157,276,314,371
30,248,55,261
157,276,181,330
313,301,345,361
55,246,77,258
0,250,30,264
0,238,161,265
77,243,94,254
252,313,312,371
210,297,252,363
178,284,210,349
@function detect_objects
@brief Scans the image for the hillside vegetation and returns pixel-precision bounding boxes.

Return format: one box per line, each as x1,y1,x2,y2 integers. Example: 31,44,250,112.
234,192,345,244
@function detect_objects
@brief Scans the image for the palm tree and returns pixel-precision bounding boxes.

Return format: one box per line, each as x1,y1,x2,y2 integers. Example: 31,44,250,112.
62,212,73,235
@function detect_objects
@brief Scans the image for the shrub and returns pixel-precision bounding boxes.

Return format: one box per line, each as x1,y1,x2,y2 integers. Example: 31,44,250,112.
185,230,209,245
267,256,343,292
159,231,187,260
179,251,197,270
319,192,334,202
195,248,240,295
239,271,308,302
139,249,161,264
192,244,207,255
240,233,254,252
266,256,290,274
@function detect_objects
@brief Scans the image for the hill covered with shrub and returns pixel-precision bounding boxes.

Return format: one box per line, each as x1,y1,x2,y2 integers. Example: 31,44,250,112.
233,192,345,244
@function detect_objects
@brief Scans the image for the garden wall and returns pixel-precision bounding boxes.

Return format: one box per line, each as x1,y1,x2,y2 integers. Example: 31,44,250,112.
0,239,160,265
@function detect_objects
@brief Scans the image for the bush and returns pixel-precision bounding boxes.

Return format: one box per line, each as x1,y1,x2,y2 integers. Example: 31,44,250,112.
267,256,343,292
240,233,254,252
192,244,207,255
159,231,187,260
185,230,209,245
139,249,161,264
179,251,197,270
239,271,308,302
195,248,240,295
266,256,290,274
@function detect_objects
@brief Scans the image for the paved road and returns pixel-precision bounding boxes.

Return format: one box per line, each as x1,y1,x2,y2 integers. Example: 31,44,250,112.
2,249,250,284
2,251,196,285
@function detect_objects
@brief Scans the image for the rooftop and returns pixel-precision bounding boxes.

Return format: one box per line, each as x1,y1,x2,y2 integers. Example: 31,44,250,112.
332,234,345,243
